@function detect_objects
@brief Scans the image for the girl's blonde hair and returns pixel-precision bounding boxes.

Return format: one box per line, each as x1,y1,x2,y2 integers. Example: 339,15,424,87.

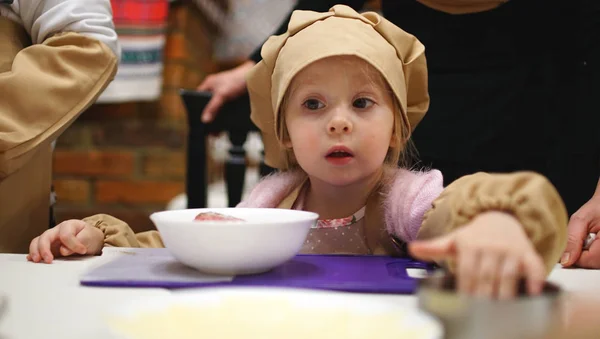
276,58,416,171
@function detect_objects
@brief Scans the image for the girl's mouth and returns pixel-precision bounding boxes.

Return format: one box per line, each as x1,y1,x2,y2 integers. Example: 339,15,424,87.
325,147,354,165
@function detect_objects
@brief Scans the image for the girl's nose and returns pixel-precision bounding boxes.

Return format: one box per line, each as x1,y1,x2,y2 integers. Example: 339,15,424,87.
327,114,353,135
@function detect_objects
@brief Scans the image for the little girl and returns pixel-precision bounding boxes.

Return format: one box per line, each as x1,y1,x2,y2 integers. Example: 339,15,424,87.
27,5,567,300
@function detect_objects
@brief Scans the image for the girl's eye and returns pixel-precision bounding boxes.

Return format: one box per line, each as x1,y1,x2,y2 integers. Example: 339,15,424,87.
353,98,375,109
302,99,325,110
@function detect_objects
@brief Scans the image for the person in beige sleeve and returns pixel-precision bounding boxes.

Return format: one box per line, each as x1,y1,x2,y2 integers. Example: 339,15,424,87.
27,5,568,300
0,0,120,253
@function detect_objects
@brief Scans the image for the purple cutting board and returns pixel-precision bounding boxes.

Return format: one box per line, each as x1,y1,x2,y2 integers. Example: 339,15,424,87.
80,248,432,294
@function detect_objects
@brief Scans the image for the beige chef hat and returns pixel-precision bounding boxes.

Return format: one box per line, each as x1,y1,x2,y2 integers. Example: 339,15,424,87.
247,5,429,170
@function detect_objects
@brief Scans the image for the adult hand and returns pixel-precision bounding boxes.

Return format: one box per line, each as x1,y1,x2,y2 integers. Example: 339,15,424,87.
561,194,600,269
196,60,256,123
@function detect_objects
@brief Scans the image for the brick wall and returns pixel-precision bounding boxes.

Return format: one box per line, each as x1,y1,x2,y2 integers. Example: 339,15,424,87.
53,1,221,232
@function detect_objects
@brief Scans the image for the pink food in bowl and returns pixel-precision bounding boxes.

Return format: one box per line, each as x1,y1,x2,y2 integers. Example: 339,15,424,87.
193,212,245,222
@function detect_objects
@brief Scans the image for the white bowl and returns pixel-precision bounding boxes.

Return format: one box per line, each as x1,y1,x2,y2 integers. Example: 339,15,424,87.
149,208,318,275
105,287,443,339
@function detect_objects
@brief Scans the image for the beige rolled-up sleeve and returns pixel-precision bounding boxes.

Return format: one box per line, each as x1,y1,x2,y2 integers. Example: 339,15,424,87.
0,31,118,179
417,171,568,274
83,214,165,249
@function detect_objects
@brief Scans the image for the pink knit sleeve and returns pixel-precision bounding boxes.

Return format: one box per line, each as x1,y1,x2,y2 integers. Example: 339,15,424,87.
384,169,444,242
236,170,305,208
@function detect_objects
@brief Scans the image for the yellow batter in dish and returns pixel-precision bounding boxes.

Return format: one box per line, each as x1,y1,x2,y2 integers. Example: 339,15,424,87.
108,296,436,339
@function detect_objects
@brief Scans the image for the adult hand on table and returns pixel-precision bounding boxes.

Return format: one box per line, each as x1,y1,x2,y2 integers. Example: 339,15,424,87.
561,194,600,269
196,60,256,123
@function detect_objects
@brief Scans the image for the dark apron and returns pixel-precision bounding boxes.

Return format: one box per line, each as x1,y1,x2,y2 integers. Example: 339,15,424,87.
385,0,598,215
551,0,600,215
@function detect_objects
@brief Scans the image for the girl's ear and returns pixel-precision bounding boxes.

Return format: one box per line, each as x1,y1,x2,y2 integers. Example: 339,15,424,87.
389,106,407,149
389,134,398,148
280,123,293,149
389,122,402,149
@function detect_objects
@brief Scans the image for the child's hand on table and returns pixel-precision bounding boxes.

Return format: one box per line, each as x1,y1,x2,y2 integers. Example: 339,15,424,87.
27,220,103,264
409,211,546,299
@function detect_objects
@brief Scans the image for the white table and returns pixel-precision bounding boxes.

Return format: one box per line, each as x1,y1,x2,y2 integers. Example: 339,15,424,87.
0,247,598,339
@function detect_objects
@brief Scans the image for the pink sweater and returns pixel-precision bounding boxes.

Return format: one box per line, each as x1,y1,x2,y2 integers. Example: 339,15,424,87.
238,169,444,242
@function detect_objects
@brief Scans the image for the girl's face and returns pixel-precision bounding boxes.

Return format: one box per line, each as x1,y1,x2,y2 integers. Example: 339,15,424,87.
282,56,396,187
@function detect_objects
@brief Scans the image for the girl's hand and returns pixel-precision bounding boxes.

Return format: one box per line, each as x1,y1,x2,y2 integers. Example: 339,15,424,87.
27,220,104,264
410,211,546,299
